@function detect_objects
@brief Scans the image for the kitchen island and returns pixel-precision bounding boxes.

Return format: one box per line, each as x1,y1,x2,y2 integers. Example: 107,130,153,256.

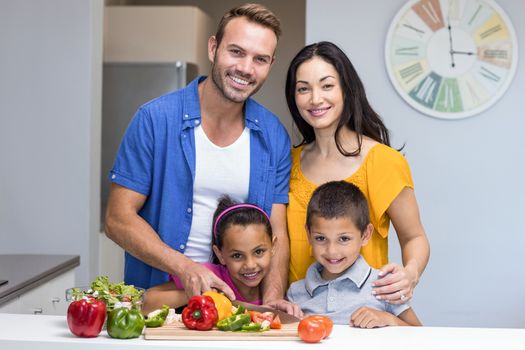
0,313,523,350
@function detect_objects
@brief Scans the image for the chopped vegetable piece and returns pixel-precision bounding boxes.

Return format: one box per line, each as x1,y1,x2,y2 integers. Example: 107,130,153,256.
145,305,170,328
241,322,262,332
216,313,251,331
203,291,232,321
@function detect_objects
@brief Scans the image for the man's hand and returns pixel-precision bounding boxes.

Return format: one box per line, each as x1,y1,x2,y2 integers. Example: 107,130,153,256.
177,259,236,301
265,299,303,319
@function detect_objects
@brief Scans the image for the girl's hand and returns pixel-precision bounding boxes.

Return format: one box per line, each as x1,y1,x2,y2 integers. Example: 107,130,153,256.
350,307,395,328
371,262,418,304
265,299,304,319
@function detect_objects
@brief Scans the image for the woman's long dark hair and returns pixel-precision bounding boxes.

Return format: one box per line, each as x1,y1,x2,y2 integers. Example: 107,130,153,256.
285,41,395,156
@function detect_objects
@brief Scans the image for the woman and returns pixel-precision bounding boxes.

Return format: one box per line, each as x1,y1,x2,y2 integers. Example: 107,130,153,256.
285,41,429,304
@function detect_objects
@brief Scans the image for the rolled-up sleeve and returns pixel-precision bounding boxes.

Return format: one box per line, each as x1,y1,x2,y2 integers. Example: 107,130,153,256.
109,107,154,196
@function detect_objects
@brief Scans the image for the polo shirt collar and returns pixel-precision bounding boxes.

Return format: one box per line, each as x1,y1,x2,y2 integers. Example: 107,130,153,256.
181,76,262,131
305,256,372,296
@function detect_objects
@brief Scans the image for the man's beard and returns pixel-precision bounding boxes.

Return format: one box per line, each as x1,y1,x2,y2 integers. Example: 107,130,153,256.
210,61,261,103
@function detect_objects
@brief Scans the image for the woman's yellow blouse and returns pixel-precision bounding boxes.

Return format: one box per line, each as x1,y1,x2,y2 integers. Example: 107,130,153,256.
287,143,414,284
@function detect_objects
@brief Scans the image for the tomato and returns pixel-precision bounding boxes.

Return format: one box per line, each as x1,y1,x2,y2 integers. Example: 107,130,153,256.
298,317,326,343
270,314,282,329
249,311,274,324
307,315,333,338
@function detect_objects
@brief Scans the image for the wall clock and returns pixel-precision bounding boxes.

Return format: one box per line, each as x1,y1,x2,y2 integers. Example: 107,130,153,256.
385,0,518,119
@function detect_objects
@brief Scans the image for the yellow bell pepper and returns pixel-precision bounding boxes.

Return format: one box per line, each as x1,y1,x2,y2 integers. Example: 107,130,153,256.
202,291,232,321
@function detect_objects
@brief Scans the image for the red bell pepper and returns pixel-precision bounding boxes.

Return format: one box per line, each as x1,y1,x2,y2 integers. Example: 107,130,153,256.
181,295,218,330
66,298,106,337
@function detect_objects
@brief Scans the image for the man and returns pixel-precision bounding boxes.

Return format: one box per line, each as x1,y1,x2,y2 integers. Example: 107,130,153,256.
105,4,292,309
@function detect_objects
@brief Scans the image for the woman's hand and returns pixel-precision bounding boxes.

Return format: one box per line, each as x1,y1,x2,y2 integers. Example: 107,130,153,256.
371,262,418,304
379,187,429,304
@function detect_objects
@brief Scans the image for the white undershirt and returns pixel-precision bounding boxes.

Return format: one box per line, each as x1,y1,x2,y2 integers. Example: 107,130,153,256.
185,124,250,262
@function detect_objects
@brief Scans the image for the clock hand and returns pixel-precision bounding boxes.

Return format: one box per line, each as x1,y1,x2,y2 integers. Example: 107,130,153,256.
447,17,455,68
450,50,476,56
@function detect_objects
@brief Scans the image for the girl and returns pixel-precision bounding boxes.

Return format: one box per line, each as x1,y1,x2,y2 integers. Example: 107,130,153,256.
285,41,430,304
143,196,276,314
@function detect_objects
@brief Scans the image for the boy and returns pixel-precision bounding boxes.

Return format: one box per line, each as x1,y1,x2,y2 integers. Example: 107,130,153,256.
286,181,421,327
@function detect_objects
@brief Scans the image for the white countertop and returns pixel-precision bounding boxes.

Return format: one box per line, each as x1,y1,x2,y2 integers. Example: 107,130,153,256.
0,313,524,350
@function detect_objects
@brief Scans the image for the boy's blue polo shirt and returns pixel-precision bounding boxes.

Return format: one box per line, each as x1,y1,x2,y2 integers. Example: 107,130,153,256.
109,76,291,289
287,256,410,325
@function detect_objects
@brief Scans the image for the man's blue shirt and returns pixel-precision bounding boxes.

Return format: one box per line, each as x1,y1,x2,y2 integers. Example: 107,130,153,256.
109,76,291,288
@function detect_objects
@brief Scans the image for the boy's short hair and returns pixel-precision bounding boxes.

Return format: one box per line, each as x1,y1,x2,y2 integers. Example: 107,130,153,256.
306,181,370,233
215,3,281,47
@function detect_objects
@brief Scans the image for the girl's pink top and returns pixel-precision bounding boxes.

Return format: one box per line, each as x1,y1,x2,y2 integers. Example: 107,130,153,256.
169,262,262,305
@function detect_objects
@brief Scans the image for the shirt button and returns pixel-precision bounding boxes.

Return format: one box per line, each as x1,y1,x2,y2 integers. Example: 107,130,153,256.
182,134,186,138
179,244,185,250
194,120,200,125
187,207,192,213
184,114,189,119
111,174,116,179
329,297,335,302
255,119,259,123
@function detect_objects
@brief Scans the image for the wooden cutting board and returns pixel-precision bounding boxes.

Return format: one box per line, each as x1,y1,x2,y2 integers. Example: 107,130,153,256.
144,321,299,341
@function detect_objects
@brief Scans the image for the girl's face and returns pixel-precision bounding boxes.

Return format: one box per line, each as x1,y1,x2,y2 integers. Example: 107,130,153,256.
294,56,344,133
213,224,274,290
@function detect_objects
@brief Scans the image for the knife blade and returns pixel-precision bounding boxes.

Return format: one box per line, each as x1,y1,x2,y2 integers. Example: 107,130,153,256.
231,300,301,324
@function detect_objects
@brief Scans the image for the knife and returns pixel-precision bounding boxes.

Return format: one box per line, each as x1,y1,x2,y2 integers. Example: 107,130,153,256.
231,300,301,324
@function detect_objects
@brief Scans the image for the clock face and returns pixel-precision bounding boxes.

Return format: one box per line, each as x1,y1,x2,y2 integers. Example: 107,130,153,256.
385,0,518,119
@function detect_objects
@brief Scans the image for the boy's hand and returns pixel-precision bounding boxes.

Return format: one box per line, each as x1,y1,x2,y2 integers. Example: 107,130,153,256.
265,299,304,319
350,307,396,328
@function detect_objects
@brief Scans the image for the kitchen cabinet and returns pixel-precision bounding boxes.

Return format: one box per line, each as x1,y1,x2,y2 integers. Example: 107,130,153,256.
14,270,74,315
0,255,79,315
104,6,213,74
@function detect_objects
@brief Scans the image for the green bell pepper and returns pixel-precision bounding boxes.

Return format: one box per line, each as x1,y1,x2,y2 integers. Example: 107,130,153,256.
145,305,170,328
216,313,250,331
231,304,246,316
107,307,145,339
241,322,263,332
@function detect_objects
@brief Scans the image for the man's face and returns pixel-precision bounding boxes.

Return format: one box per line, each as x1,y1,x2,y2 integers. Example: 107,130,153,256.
208,17,277,103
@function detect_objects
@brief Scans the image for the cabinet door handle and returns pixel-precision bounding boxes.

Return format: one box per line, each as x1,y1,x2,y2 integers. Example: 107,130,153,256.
32,308,43,314
51,297,61,303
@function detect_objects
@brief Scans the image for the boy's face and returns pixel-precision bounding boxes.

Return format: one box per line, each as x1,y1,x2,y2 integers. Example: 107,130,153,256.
307,216,372,281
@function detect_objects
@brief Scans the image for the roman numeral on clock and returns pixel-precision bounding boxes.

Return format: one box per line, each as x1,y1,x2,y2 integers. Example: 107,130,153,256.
468,5,483,26
479,66,501,82
395,46,420,56
480,24,502,39
399,62,424,84
409,72,442,108
402,23,425,35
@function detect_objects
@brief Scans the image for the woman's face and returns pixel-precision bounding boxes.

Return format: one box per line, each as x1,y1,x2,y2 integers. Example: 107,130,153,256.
213,224,273,291
294,57,344,133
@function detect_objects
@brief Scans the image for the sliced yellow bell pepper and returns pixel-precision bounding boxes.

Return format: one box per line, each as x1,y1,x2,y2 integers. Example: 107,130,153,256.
202,291,232,321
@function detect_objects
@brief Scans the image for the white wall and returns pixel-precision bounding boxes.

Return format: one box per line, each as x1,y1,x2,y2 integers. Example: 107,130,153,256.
306,0,525,328
0,0,104,286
